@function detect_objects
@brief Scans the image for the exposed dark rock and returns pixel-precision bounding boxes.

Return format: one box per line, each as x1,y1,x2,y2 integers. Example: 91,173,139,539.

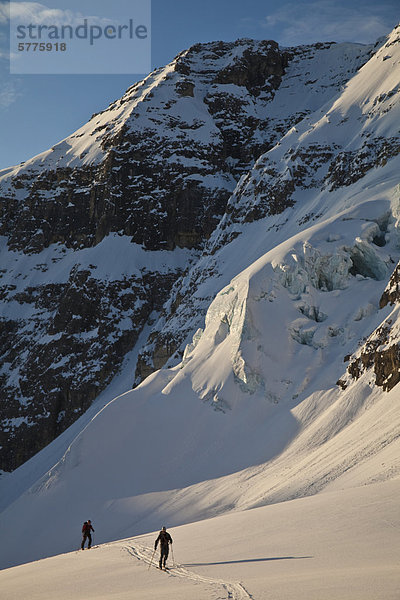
175,79,195,97
0,268,178,471
326,137,400,190
213,40,288,94
135,332,178,382
380,262,400,307
374,344,400,390
338,262,400,393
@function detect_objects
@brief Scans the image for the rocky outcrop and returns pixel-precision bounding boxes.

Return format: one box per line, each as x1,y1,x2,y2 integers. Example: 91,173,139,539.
380,261,400,307
212,40,287,91
326,137,400,190
0,261,178,470
338,261,400,393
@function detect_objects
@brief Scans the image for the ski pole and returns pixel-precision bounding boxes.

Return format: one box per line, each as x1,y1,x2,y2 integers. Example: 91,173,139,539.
171,545,175,566
148,548,156,570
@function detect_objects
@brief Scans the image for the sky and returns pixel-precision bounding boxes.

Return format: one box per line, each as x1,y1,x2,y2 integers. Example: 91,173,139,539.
0,0,398,170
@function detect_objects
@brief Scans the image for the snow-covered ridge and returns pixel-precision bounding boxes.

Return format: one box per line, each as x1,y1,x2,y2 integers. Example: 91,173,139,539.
215,25,400,236
0,37,371,193
0,63,177,177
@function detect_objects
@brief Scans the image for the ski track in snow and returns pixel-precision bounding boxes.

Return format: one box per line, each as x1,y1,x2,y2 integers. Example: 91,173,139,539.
123,543,254,600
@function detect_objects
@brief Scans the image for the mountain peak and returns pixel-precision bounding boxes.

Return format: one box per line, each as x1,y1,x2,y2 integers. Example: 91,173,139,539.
0,31,398,479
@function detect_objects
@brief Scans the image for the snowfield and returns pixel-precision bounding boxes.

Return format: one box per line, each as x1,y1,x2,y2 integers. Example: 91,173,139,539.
0,355,399,582
0,478,399,600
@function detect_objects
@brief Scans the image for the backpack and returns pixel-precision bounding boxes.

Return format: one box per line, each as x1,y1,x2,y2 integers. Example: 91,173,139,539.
159,531,170,546
82,522,88,534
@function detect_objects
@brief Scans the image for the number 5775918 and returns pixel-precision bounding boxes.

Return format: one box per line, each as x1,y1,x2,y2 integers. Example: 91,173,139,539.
18,43,67,51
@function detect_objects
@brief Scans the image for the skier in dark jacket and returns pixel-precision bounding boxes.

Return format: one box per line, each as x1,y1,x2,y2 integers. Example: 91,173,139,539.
81,519,95,550
154,526,173,569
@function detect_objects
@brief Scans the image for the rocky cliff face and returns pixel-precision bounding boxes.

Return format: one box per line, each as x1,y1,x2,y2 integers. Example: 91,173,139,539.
1,39,290,255
0,245,179,469
0,32,391,472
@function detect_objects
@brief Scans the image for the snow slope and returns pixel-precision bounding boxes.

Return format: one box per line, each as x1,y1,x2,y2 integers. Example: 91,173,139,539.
0,478,399,600
0,333,399,572
0,26,399,584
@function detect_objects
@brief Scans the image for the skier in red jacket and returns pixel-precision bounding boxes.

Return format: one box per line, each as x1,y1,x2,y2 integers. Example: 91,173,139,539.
81,520,95,550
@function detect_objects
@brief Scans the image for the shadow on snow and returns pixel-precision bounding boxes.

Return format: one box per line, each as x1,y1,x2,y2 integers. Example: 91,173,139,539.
182,556,313,566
